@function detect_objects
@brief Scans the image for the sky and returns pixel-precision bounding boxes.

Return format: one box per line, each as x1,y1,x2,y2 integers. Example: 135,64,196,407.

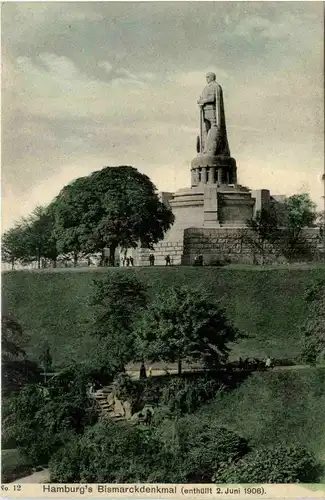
2,1,324,231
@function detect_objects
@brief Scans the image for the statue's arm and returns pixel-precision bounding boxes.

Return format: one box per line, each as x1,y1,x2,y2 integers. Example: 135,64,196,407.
197,89,216,106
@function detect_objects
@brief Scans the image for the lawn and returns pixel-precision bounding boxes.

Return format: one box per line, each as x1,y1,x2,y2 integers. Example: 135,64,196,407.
2,265,325,367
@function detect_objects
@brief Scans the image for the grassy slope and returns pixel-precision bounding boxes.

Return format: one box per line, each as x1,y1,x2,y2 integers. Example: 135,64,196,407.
2,266,325,366
197,368,325,477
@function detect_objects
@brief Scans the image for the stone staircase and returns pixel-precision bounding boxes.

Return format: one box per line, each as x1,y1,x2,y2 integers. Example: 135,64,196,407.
90,386,155,425
90,386,131,422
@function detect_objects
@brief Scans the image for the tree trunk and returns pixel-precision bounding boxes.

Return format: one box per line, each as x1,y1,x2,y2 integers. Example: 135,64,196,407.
52,258,57,268
100,249,105,267
177,358,182,376
109,244,117,267
73,251,78,267
11,258,15,270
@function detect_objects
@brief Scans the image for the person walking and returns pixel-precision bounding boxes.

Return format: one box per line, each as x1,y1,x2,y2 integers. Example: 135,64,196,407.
149,254,155,266
129,256,134,266
165,255,171,266
139,362,147,379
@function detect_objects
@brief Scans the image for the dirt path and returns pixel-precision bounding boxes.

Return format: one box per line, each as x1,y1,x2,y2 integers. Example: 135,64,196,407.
126,364,325,379
11,469,50,483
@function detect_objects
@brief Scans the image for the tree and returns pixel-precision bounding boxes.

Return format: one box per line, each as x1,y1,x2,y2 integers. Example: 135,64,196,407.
52,166,175,266
2,224,30,269
315,210,325,258
49,177,91,267
90,273,148,371
244,193,317,263
244,203,280,264
280,193,317,260
136,285,243,375
300,279,325,365
1,206,58,269
1,316,40,394
22,205,58,269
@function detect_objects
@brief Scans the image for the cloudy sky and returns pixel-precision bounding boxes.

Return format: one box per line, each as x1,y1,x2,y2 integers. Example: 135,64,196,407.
2,1,324,230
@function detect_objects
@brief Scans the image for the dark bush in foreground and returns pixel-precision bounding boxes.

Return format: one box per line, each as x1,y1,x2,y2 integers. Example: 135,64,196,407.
4,366,99,466
49,421,177,483
177,419,249,482
1,449,33,483
155,415,249,482
213,445,320,483
50,416,250,483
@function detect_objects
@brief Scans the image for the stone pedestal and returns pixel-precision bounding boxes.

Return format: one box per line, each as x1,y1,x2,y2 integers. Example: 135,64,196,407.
217,186,255,226
191,154,237,187
203,185,220,228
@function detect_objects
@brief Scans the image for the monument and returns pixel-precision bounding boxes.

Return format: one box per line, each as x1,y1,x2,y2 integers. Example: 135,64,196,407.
132,72,282,265
168,72,255,230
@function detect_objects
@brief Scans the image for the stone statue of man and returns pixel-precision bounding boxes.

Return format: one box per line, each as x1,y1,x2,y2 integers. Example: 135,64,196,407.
197,72,230,156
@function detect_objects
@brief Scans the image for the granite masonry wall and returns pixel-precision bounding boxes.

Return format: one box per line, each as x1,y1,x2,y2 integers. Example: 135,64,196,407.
136,241,184,266
135,227,324,266
182,227,324,265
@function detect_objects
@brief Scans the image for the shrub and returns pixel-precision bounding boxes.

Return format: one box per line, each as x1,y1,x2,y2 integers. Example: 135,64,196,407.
179,418,249,482
213,445,320,483
50,412,250,483
160,376,223,415
111,373,224,416
1,449,33,483
5,365,99,466
49,420,176,483
155,414,249,482
48,438,83,483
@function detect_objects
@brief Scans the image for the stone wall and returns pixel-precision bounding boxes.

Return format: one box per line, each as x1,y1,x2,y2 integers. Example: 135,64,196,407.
134,227,324,266
137,241,184,266
183,227,253,265
182,227,324,265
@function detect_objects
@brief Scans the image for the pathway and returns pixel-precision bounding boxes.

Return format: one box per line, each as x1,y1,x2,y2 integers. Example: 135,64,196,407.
11,469,50,483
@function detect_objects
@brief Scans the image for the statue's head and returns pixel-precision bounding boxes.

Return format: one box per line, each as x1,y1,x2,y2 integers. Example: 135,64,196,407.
206,72,216,83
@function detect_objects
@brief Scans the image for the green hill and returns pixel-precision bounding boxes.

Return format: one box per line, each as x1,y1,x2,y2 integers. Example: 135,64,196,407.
2,266,324,367
197,368,325,476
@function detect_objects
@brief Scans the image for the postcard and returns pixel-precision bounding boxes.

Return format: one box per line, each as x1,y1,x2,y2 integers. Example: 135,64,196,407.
1,1,324,499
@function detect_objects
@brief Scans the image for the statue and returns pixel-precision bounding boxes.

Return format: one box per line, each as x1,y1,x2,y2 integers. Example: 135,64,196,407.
197,72,230,156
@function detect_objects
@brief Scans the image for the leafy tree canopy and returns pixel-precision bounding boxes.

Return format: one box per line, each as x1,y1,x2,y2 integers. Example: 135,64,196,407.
283,193,317,231
300,279,325,364
245,193,317,263
2,225,29,268
89,273,148,370
136,285,243,374
1,205,58,269
52,166,174,265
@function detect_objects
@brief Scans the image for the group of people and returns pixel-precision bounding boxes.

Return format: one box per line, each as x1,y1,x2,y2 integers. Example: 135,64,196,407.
121,256,134,267
149,254,173,266
194,254,204,266
237,356,274,370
